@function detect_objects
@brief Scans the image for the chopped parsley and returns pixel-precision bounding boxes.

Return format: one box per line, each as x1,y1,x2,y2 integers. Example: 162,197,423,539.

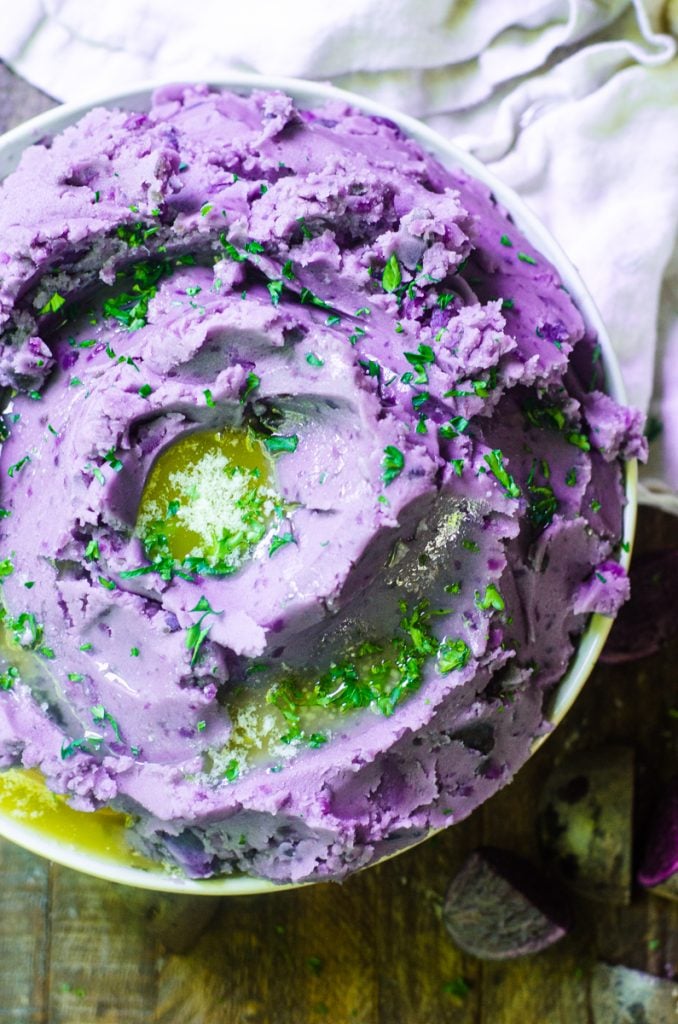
475,584,505,612
7,455,30,478
306,352,324,368
382,445,404,486
439,417,469,439
382,253,402,293
437,638,471,674
267,280,284,306
269,533,296,557
264,434,299,455
91,704,122,742
517,252,537,265
484,449,521,499
240,372,261,403
0,665,19,690
185,596,221,666
39,292,66,315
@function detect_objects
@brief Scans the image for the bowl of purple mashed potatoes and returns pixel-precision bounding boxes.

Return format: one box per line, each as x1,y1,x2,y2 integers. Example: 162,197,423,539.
0,75,643,893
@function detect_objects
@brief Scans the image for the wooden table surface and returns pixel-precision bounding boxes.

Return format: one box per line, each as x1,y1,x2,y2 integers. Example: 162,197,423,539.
0,65,676,1024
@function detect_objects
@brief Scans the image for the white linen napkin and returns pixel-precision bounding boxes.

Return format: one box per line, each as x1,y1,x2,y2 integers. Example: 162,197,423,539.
0,0,676,509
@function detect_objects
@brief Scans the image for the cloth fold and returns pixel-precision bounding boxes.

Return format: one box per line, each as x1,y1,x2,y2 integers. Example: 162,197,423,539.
0,0,676,509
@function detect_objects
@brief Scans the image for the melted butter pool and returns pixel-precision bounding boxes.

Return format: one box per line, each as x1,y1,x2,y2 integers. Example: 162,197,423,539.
0,767,150,865
137,426,278,571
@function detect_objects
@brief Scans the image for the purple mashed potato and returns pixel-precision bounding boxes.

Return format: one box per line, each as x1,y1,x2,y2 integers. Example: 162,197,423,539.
0,85,645,882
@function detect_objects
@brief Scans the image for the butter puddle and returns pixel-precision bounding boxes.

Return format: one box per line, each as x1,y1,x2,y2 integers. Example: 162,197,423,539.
0,767,148,866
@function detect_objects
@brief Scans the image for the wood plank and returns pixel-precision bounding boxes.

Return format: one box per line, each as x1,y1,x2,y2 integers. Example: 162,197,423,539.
45,869,159,1024
0,845,50,1024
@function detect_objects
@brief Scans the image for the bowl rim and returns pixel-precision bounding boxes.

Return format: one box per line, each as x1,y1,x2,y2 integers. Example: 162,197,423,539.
0,72,638,895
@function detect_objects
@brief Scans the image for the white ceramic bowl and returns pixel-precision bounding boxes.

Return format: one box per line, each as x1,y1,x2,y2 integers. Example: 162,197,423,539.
0,74,638,894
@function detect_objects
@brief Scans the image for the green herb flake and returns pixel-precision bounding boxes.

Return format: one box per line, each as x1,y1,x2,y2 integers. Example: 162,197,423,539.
224,758,239,782
382,253,402,293
60,738,91,760
79,642,93,652
566,431,591,452
308,732,327,749
0,558,14,578
306,352,324,368
97,576,116,591
67,673,84,682
439,417,469,438
0,665,20,690
269,533,296,557
130,646,140,657
267,280,284,306
500,234,513,248
326,313,341,327
203,388,215,408
200,202,213,216
299,287,330,310
438,638,471,674
39,292,66,315
484,449,521,499
382,445,405,486
103,449,123,473
565,467,577,487
475,584,505,612
404,343,435,367
281,259,295,280
307,956,324,976
443,977,471,1000
91,704,122,742
450,458,464,477
138,383,152,398
84,539,100,561
240,372,260,403
7,455,30,478
517,252,537,265
264,434,299,455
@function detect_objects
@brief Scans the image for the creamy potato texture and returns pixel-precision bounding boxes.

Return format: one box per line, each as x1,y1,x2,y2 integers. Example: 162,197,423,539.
0,86,645,881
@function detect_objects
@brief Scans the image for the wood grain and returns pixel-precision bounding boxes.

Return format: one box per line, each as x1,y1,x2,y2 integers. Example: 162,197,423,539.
0,62,676,1024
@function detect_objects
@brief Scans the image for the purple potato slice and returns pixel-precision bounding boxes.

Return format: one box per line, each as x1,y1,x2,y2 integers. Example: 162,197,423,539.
442,846,570,960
